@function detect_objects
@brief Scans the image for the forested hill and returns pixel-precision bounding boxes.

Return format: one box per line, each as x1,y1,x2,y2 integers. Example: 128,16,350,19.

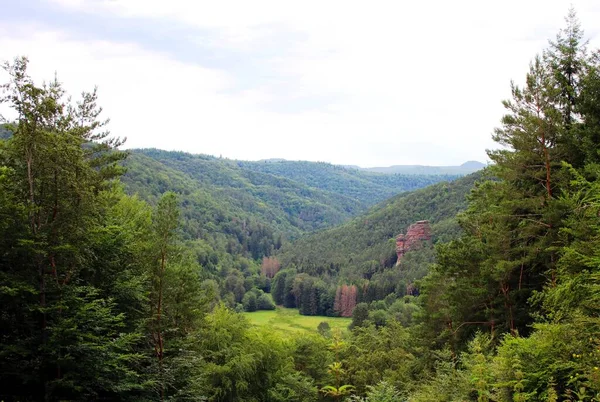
359,160,485,175
131,148,462,206
123,151,364,237
236,159,461,204
120,149,464,268
277,171,482,279
0,124,12,140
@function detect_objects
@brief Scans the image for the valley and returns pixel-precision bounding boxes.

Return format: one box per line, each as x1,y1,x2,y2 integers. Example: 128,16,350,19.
1,11,599,402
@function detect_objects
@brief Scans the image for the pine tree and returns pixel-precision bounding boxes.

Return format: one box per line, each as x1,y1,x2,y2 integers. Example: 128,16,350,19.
149,191,180,401
0,57,139,400
422,11,594,348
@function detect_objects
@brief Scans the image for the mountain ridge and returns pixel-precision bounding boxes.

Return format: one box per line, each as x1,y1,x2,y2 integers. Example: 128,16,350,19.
252,156,486,175
356,160,486,175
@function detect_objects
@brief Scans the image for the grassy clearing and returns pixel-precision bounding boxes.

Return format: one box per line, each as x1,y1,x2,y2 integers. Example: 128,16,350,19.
243,307,351,335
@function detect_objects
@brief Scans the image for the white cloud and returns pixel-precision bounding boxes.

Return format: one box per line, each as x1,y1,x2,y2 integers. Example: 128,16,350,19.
3,0,600,166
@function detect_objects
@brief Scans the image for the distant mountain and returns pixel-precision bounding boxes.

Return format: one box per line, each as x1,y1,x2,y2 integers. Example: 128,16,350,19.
236,159,459,206
0,124,12,140
358,160,486,175
255,159,486,176
459,160,487,170
256,158,288,163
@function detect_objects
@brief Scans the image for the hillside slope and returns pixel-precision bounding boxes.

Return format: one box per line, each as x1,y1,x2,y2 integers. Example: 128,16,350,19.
236,159,459,205
277,171,483,279
122,151,364,239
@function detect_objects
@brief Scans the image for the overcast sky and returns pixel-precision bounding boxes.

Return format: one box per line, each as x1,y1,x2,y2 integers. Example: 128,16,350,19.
1,0,599,167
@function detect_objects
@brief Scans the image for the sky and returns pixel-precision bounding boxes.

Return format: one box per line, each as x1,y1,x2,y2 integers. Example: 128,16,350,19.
1,0,599,167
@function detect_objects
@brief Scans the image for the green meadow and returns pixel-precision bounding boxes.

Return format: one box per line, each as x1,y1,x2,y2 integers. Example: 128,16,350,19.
243,307,351,334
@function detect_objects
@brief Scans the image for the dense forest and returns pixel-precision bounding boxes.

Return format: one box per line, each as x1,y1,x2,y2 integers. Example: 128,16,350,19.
122,148,456,253
278,172,480,278
1,11,600,401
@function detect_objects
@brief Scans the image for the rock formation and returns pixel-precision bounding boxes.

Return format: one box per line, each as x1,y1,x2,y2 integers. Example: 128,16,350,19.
395,220,431,265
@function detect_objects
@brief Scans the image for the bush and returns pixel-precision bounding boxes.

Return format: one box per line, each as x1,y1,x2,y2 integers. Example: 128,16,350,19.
365,381,401,402
317,321,331,337
257,293,276,310
242,291,258,312
369,310,388,328
350,303,369,329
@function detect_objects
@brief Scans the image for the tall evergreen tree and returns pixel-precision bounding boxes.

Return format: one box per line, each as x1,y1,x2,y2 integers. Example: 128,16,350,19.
149,192,179,401
422,11,595,348
0,57,139,400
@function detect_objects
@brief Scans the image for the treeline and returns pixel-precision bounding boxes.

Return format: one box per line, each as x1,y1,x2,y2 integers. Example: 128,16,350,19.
269,246,432,318
125,149,365,235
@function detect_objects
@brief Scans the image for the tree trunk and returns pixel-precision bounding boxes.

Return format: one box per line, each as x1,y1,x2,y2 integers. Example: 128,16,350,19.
157,247,166,402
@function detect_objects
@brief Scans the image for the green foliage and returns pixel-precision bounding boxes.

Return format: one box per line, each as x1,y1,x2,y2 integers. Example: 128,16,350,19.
257,292,276,310
293,333,333,385
387,296,421,327
0,57,138,400
242,291,258,312
268,372,319,402
236,158,461,205
407,349,472,402
348,381,401,402
243,307,351,335
318,321,332,337
278,172,479,282
541,163,600,321
320,384,355,400
350,303,369,329
461,333,494,402
190,306,320,401
43,286,144,399
320,345,355,400
343,322,413,395
490,320,600,400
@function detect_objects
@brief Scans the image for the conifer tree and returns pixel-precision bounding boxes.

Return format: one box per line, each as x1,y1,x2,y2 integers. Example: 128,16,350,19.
424,10,594,346
0,57,138,401
150,191,179,401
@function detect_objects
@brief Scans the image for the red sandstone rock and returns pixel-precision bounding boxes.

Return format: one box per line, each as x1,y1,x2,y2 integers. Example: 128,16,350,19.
396,220,431,264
